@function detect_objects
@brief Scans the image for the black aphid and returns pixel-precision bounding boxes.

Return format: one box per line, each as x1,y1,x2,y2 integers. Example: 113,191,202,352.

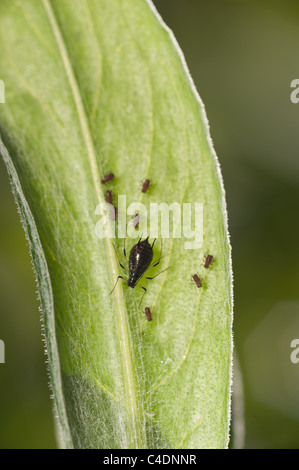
128,237,153,288
110,237,169,306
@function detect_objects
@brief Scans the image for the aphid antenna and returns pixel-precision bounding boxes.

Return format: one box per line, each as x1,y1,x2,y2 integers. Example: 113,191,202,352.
148,238,172,269
137,286,147,307
112,242,128,271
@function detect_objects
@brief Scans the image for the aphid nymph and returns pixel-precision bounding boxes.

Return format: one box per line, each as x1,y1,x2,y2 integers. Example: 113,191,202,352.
132,212,140,229
105,190,117,220
145,306,153,321
204,254,213,269
101,172,115,184
192,274,202,288
105,189,113,204
142,179,150,193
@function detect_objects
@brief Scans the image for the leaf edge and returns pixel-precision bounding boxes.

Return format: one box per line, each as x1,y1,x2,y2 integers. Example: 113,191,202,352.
0,136,73,449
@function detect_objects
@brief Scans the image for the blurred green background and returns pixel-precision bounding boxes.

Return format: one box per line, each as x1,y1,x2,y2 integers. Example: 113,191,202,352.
1,0,299,448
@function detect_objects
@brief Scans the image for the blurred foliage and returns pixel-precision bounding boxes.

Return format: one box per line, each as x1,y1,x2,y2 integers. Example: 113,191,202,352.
0,159,56,448
1,0,299,448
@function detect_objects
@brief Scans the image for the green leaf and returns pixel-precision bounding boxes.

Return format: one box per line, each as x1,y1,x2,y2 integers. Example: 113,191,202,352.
0,0,233,448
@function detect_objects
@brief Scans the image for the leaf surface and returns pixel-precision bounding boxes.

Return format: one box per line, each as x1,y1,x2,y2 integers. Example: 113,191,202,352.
0,0,233,448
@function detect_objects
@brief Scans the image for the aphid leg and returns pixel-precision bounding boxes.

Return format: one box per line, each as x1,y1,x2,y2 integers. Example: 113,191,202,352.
109,275,125,295
113,243,128,271
137,286,147,307
123,238,128,261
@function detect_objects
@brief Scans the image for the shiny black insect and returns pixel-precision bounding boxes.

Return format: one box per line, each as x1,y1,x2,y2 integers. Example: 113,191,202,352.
204,254,213,269
192,274,202,288
128,237,153,287
110,237,168,306
145,306,153,321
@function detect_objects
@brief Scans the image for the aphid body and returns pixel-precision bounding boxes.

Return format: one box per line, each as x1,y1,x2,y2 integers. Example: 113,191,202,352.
110,236,167,306
132,212,140,229
192,274,202,288
101,172,115,184
105,189,113,204
128,237,153,288
145,306,153,321
204,254,213,269
105,190,117,220
142,179,150,193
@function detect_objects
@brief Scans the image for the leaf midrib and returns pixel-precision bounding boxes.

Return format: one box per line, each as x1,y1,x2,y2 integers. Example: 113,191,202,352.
41,0,145,448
